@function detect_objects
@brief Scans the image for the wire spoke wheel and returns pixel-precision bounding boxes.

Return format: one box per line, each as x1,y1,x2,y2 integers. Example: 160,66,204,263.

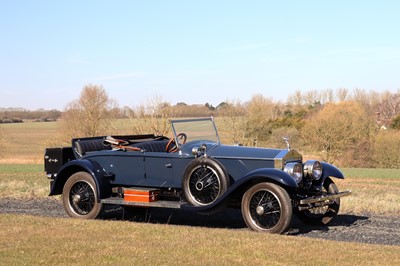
69,181,95,215
248,190,282,230
183,157,229,207
242,182,292,234
62,172,103,219
189,165,221,205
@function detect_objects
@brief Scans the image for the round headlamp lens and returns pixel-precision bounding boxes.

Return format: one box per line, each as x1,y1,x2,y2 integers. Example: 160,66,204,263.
284,162,303,183
304,160,322,180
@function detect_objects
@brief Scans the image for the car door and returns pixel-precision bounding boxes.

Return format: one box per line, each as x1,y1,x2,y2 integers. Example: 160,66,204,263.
93,152,146,186
143,152,174,187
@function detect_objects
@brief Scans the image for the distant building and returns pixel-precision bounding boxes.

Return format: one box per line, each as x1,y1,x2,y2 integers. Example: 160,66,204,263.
375,112,392,130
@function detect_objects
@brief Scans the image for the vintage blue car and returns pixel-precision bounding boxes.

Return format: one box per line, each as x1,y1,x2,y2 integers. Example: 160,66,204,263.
44,117,351,234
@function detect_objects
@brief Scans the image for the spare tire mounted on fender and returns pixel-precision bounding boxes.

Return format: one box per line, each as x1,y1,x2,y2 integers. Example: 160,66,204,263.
182,157,230,206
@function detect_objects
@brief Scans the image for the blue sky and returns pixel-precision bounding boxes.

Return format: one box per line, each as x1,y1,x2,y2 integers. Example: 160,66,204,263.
1,1,399,110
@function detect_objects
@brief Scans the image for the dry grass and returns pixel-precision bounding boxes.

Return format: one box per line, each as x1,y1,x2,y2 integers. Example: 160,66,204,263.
0,118,238,163
2,118,400,265
1,164,399,217
0,121,58,163
338,168,400,216
336,177,400,216
0,214,399,266
0,164,399,264
0,164,48,198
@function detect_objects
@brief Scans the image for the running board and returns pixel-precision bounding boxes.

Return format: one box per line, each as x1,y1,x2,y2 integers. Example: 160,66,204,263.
101,197,186,209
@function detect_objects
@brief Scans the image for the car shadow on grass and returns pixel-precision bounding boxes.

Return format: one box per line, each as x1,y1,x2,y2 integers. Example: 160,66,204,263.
287,214,370,235
101,205,369,234
102,206,248,230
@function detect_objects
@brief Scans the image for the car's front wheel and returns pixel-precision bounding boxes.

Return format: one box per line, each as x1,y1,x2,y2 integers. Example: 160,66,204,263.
62,171,103,219
241,182,292,234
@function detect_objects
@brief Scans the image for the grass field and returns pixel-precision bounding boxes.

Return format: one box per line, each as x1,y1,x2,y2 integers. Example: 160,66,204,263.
0,121,58,163
1,164,399,216
1,214,399,266
0,163,399,264
1,120,400,265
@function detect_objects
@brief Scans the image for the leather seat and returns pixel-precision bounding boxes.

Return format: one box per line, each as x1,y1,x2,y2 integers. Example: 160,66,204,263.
132,140,169,152
74,139,112,156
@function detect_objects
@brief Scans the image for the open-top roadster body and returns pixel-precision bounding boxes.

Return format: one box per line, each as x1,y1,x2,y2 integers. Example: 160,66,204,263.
44,117,351,234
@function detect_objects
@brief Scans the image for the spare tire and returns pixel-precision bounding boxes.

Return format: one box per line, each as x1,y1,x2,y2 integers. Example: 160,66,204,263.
182,157,230,206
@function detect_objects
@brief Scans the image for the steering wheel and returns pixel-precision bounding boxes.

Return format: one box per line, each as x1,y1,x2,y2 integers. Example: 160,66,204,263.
166,133,187,153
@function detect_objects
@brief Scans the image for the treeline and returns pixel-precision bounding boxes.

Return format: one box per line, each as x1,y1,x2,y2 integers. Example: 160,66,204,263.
123,88,400,168
0,103,220,123
0,108,61,123
2,85,400,168
58,85,400,168
3,87,400,124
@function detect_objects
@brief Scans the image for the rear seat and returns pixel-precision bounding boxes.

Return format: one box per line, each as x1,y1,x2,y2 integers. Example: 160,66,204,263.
74,138,112,156
132,140,169,152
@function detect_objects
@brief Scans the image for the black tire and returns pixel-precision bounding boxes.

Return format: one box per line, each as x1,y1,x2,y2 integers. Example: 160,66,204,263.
241,182,292,234
62,171,103,219
182,157,230,206
296,177,340,225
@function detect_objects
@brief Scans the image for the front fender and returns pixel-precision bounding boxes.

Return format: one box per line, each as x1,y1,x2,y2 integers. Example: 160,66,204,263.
182,168,297,213
49,159,111,200
321,162,345,180
241,168,299,188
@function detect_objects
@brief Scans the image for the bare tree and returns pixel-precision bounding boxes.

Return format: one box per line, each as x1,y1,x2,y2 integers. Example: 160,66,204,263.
336,88,349,102
129,95,173,136
287,90,303,107
319,89,334,104
245,94,276,144
378,90,400,120
219,99,248,145
303,90,319,106
60,84,118,140
302,101,374,164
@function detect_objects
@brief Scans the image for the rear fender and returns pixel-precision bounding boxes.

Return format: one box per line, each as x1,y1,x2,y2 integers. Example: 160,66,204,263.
49,159,112,200
182,168,298,213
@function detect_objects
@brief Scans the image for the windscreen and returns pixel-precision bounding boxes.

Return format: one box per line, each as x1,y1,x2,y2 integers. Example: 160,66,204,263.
171,118,220,144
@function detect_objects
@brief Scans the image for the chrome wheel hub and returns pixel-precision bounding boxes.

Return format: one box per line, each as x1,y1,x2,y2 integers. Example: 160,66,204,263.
72,194,81,204
256,205,264,216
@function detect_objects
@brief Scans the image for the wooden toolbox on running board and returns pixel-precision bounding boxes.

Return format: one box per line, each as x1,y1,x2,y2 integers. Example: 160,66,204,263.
123,187,159,203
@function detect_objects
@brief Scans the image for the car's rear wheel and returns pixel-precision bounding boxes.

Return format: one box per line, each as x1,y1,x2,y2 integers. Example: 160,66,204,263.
241,182,292,234
182,157,229,206
296,177,340,225
62,171,103,219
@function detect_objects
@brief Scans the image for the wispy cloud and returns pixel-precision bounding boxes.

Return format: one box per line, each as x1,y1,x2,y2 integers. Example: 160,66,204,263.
324,47,400,61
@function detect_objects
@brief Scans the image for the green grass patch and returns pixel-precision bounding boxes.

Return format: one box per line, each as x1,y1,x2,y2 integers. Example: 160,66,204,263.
342,168,400,179
0,214,399,266
0,164,43,173
0,164,48,198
